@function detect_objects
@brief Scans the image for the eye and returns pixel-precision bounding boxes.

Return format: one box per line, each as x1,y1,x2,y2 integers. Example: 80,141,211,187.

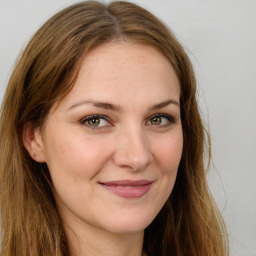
80,115,110,128
147,114,175,127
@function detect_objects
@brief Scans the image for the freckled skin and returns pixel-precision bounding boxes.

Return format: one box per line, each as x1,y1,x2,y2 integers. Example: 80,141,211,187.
38,42,183,254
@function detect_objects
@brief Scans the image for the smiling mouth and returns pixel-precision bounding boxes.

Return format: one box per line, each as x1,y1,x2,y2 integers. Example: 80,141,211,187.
99,180,153,199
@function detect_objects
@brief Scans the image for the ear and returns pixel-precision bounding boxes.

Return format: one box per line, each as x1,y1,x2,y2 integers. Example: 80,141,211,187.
22,123,46,163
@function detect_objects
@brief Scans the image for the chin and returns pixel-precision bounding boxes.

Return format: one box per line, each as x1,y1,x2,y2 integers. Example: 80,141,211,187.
101,212,156,234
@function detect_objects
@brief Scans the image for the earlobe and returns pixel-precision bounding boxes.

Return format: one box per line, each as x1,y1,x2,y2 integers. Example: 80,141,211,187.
22,123,46,163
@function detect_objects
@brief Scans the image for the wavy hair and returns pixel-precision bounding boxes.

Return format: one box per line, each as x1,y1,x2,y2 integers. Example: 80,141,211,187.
0,1,229,255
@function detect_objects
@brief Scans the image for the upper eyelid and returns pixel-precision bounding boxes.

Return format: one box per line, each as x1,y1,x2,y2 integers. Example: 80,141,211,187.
148,113,170,118
147,113,175,121
80,114,110,123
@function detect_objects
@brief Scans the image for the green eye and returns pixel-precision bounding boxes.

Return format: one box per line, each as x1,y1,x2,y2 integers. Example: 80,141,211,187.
147,114,175,126
81,115,109,128
150,116,162,125
87,117,100,126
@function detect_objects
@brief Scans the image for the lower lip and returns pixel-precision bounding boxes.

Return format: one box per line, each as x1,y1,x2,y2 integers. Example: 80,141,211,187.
100,183,153,199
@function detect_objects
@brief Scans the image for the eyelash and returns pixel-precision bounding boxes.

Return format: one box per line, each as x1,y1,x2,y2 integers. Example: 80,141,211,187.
80,113,175,129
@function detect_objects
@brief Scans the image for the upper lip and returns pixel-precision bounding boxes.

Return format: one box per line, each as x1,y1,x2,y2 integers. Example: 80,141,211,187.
99,180,153,186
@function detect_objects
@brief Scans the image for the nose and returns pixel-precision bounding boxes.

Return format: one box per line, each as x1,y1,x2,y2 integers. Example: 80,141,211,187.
113,126,153,171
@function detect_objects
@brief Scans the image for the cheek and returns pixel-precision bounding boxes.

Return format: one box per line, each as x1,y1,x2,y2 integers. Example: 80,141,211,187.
147,130,183,217
153,131,183,174
44,129,113,181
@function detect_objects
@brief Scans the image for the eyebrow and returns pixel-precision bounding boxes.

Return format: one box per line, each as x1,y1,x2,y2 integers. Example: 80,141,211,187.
149,99,180,110
68,98,179,112
68,100,122,112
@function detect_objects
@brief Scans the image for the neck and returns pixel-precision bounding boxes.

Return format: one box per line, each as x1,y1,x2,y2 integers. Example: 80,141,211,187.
65,221,145,256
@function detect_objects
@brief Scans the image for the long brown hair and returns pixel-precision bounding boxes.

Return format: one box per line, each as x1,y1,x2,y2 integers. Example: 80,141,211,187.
0,1,229,255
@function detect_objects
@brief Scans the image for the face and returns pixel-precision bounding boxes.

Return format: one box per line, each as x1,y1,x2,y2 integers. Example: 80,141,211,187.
31,42,183,235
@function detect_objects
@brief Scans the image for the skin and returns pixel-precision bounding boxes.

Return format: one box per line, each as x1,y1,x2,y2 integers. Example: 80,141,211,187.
24,41,183,256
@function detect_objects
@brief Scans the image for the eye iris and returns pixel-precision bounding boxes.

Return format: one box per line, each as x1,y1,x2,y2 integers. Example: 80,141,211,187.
151,117,161,125
88,118,100,126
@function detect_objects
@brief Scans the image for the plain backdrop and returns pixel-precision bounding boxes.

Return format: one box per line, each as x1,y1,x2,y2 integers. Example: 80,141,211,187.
0,0,255,255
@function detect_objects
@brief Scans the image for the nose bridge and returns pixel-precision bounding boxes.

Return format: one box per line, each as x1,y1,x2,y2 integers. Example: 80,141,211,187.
113,123,152,171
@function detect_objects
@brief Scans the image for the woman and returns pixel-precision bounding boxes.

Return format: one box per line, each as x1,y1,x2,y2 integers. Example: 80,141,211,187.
0,1,229,256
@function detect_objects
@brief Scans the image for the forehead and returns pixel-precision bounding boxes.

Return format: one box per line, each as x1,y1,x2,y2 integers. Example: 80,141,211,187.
81,41,178,82
57,41,180,110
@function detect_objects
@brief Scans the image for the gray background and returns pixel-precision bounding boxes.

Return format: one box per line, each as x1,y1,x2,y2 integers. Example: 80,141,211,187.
0,0,255,255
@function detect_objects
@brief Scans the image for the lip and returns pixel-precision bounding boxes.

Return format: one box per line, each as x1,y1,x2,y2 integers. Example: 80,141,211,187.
99,180,154,199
